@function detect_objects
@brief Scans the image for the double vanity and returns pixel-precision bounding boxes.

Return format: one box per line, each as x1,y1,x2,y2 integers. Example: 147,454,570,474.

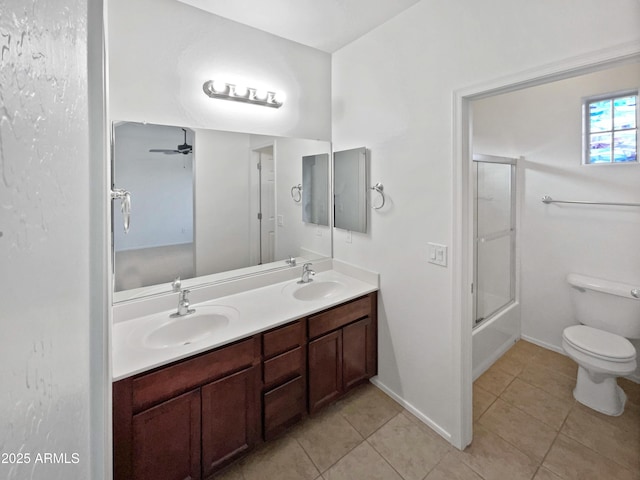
110,121,377,479
112,263,378,479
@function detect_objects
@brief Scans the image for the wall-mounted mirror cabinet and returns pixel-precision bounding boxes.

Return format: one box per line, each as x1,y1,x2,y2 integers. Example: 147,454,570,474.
111,121,331,303
302,153,330,226
333,147,368,233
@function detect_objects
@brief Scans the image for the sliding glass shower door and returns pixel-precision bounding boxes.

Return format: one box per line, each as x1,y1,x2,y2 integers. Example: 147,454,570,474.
473,155,516,328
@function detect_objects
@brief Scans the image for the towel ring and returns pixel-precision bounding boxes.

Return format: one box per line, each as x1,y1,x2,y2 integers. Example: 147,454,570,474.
291,184,302,203
370,182,385,210
111,188,132,233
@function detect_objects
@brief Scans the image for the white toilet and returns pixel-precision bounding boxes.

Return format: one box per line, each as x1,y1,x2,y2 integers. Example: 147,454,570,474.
562,273,640,416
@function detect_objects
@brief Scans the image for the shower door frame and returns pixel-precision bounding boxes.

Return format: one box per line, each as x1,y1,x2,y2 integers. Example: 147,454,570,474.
471,154,517,329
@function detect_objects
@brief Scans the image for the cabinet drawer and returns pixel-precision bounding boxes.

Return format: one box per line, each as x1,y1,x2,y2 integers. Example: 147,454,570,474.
308,295,371,339
262,320,305,359
263,376,305,440
132,337,259,412
263,346,304,389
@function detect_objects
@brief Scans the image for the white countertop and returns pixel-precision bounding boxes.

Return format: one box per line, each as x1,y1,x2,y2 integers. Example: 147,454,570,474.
112,269,378,381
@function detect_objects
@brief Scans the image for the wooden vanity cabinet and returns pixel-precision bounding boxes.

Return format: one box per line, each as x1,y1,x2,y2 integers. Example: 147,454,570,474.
113,336,261,480
261,319,307,440
308,292,377,413
113,292,377,479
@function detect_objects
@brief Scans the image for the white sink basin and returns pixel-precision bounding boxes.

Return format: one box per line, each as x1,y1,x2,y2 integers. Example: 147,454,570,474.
142,306,238,349
287,280,345,301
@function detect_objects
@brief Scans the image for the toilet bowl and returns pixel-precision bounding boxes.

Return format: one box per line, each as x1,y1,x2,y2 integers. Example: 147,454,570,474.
562,325,636,415
562,273,640,416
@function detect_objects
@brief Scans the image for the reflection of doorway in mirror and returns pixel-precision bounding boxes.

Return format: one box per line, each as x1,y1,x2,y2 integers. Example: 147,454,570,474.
254,145,276,264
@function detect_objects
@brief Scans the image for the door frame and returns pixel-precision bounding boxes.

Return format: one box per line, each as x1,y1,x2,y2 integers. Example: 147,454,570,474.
451,41,640,449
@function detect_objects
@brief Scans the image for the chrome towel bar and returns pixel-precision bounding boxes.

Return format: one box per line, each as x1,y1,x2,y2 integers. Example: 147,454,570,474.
541,195,640,208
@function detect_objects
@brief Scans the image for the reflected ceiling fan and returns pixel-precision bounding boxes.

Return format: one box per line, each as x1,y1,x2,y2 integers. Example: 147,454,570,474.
149,128,192,155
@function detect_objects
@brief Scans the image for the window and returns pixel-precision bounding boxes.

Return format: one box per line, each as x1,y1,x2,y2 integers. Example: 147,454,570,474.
584,91,638,164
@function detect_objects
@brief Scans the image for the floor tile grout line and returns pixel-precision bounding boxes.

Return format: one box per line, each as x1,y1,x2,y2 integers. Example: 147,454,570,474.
471,372,567,475
473,381,498,397
339,401,402,441
512,370,576,404
299,394,403,476
366,409,456,480
527,363,637,477
491,389,570,432
557,402,639,474
363,437,414,480
533,403,575,480
474,392,498,423
472,418,544,472
291,435,325,477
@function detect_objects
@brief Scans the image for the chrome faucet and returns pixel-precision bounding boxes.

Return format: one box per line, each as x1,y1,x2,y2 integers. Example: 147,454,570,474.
171,289,195,317
298,263,315,284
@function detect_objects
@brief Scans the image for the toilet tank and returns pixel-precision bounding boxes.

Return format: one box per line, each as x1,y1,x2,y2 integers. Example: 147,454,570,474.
567,273,640,339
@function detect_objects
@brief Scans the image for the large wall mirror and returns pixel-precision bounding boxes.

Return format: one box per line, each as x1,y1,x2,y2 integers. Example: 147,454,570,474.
112,121,331,303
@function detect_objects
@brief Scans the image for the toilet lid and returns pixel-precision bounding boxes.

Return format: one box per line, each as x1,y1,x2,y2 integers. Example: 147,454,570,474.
563,325,636,362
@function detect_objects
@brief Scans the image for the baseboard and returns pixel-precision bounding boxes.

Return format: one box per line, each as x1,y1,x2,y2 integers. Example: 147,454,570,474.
520,334,565,355
369,377,453,444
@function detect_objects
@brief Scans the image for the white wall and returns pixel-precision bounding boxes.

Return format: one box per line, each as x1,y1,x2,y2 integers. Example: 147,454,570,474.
108,0,331,140
331,0,640,445
1,0,103,478
473,62,640,378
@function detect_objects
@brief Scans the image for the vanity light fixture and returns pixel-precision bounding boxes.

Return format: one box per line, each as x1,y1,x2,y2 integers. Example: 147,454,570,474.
202,80,284,108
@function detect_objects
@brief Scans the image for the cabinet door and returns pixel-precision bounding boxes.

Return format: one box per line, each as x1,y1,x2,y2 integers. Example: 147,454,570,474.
131,390,201,480
343,317,374,391
263,376,306,440
201,365,260,477
308,330,343,413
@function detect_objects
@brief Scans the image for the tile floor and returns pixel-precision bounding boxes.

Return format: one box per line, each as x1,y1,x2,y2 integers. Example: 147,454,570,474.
214,340,640,480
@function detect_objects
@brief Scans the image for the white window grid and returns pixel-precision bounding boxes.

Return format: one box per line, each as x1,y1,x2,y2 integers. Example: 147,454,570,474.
582,89,638,165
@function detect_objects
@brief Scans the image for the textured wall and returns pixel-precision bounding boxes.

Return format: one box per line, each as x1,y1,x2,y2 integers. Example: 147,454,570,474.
0,1,91,478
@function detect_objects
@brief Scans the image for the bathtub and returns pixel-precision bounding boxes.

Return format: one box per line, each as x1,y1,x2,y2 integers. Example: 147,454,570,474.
472,301,520,380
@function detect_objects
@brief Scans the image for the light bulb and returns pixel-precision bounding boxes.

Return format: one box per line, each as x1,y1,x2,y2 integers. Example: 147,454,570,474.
233,84,248,97
273,91,286,105
212,80,227,93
